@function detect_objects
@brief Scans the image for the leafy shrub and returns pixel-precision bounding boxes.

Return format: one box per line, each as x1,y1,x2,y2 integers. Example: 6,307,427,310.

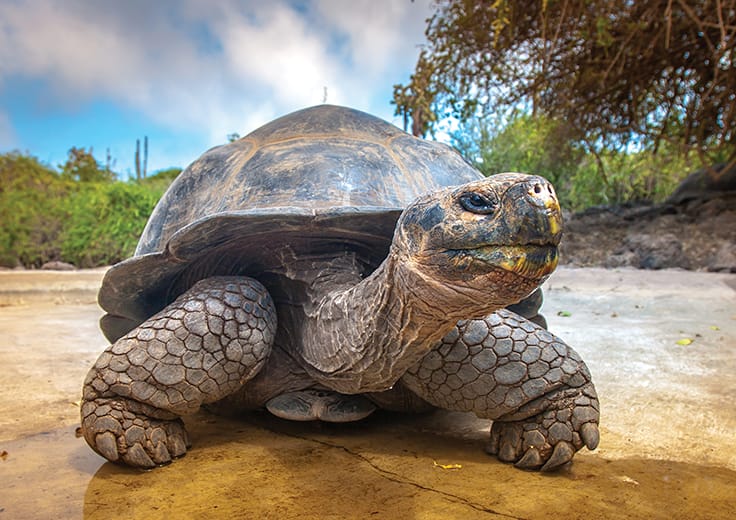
0,151,172,268
60,182,166,267
451,114,701,210
452,113,582,193
0,153,71,267
565,145,697,209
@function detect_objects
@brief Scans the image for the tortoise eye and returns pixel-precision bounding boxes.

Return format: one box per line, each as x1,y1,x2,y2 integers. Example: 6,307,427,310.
459,192,496,215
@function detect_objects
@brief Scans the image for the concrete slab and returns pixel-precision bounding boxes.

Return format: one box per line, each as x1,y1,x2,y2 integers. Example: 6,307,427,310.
0,268,106,306
1,267,734,519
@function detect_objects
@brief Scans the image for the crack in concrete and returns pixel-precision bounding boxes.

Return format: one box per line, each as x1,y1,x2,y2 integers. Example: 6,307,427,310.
267,427,527,519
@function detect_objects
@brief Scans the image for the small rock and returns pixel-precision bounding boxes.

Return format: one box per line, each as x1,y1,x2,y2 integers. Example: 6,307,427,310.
707,242,736,273
605,250,637,268
606,233,688,270
666,162,736,205
41,261,76,271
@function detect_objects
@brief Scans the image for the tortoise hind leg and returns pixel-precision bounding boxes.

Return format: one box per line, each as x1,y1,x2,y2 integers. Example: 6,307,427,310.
80,276,276,468
401,309,599,471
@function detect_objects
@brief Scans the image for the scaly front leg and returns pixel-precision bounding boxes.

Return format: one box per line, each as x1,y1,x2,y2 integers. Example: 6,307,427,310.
81,277,276,468
401,309,599,471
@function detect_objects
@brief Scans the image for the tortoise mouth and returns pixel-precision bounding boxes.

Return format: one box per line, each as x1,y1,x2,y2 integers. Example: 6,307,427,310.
465,244,559,278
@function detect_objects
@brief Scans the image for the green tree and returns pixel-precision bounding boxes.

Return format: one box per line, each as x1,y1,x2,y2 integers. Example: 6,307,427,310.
396,0,735,161
61,147,115,183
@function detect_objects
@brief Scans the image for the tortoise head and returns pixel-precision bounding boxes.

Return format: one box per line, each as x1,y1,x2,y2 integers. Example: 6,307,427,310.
393,172,562,314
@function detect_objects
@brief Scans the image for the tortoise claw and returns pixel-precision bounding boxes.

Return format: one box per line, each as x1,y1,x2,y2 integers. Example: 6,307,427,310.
580,422,600,450
494,421,524,462
94,431,119,462
498,439,519,463
514,447,543,470
123,443,157,468
541,442,574,472
81,398,190,468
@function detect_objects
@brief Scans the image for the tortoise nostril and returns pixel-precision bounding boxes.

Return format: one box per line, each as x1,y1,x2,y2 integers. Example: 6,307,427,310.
524,178,559,208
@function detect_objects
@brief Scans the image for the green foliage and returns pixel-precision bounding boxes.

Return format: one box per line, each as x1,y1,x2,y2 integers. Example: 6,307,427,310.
60,146,116,183
0,153,71,266
452,115,700,210
397,0,735,163
0,150,174,268
565,145,697,209
1,150,60,189
60,182,165,267
451,113,582,189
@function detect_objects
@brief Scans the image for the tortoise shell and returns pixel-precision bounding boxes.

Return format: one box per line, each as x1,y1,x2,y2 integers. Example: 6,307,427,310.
98,105,483,341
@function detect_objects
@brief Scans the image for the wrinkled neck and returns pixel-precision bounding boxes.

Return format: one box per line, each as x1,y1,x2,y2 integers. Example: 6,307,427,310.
300,250,474,394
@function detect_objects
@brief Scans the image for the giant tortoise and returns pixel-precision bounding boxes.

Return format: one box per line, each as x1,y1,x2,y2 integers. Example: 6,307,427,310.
81,105,599,471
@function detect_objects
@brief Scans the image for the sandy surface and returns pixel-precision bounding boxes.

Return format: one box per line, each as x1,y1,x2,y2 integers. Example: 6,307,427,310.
1,267,735,519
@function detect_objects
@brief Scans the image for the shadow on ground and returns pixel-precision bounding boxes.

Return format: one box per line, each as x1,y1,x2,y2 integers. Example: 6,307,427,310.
3,412,735,519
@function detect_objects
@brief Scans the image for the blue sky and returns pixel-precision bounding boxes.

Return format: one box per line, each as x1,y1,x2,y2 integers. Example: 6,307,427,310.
0,0,433,177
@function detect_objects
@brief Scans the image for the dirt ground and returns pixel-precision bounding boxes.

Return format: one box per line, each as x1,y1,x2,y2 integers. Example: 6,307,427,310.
560,195,736,272
1,266,735,519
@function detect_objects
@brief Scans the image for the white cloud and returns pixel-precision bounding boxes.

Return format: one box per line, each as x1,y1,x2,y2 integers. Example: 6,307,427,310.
315,0,427,76
0,0,432,162
212,3,343,108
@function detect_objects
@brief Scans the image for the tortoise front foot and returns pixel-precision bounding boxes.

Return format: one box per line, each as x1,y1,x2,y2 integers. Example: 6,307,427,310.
487,381,599,471
401,310,600,471
81,397,190,468
80,276,276,467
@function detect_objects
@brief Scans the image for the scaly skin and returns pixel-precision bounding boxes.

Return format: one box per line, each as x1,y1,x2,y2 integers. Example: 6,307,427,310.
81,174,599,471
81,277,276,467
401,309,599,471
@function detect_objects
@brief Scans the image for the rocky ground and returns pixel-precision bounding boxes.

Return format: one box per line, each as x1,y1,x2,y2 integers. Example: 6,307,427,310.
560,194,736,272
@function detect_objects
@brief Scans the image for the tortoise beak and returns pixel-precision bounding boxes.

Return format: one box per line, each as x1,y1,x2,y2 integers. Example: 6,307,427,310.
467,244,559,278
492,244,559,278
495,177,561,277
502,176,563,246
463,176,562,278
